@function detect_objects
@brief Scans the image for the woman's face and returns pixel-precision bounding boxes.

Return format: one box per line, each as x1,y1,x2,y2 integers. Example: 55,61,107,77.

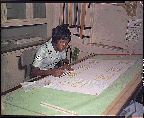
56,39,69,52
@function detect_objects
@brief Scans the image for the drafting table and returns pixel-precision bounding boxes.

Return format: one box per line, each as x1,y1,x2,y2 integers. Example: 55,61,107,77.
1,55,142,116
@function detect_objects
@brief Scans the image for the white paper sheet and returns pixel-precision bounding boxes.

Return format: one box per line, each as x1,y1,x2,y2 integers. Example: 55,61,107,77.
45,59,137,96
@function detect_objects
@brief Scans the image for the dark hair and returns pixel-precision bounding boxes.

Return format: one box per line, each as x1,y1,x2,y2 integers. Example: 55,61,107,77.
52,25,71,44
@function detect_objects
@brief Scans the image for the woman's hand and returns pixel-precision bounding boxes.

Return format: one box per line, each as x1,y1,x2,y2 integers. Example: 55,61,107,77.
50,67,64,77
62,64,74,71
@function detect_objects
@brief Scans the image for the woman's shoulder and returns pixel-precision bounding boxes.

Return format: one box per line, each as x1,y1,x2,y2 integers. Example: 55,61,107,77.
41,38,51,47
38,39,53,53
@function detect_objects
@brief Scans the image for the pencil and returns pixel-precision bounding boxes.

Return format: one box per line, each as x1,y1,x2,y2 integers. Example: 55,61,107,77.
56,66,67,77
55,66,61,78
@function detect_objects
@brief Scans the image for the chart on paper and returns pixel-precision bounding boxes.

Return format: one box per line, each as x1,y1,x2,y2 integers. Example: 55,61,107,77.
45,59,137,96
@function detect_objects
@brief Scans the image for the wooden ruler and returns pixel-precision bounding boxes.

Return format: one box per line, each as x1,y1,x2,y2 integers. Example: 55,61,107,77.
77,3,81,32
73,3,78,26
40,102,78,115
60,3,63,25
69,3,72,26
66,3,68,24
80,3,86,39
62,3,65,24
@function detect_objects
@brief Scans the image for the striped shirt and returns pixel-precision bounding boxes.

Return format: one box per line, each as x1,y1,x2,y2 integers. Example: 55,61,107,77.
32,38,66,70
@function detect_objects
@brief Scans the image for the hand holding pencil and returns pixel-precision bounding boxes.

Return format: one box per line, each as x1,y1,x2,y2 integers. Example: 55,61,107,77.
50,66,64,77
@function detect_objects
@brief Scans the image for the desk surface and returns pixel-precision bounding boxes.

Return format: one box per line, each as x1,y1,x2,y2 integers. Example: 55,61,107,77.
1,55,142,115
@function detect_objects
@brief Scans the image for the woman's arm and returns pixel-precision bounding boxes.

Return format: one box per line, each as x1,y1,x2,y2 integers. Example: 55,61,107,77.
61,58,74,71
31,66,51,77
62,57,69,64
31,66,64,77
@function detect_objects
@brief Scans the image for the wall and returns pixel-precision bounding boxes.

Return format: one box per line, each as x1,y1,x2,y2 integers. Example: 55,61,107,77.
66,3,143,59
90,3,143,54
67,3,143,54
1,24,47,41
91,4,128,47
